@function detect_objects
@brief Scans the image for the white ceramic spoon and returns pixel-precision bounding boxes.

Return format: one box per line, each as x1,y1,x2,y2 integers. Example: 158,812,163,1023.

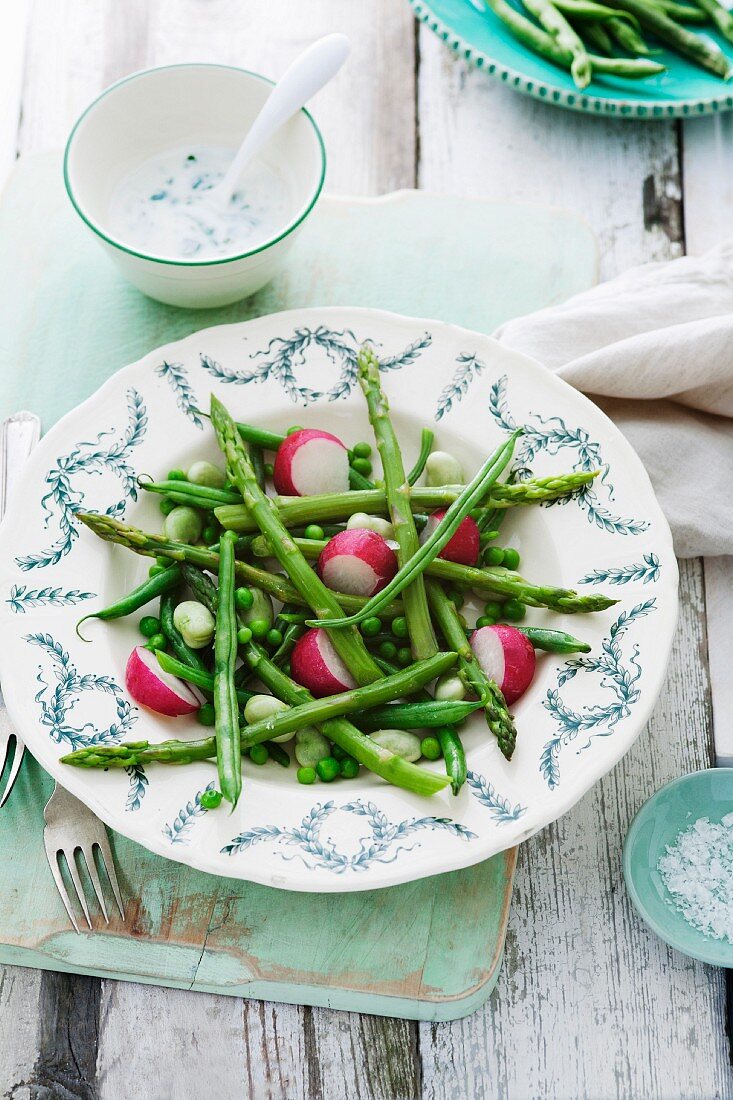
209,33,350,208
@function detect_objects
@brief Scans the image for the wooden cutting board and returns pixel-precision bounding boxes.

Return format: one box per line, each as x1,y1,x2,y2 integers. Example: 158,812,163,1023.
0,152,596,1020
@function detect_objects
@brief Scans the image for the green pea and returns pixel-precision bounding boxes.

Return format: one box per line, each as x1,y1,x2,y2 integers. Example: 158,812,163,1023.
361,616,382,638
502,548,521,571
339,757,359,779
238,588,274,630
286,425,304,435
331,745,347,761
475,615,495,629
264,462,274,478
164,505,203,544
304,524,325,541
187,460,226,489
167,468,187,481
249,744,269,765
146,633,167,652
316,756,340,782
249,619,269,639
351,457,372,476
202,523,219,545
139,615,161,638
379,640,398,660
156,556,171,568
149,564,166,578
297,766,317,785
266,628,284,648
391,616,408,638
352,442,372,459
397,647,412,667
235,587,254,611
237,625,253,645
200,788,223,809
484,546,505,567
197,703,216,727
502,598,526,622
160,497,176,516
420,736,442,761
484,601,503,620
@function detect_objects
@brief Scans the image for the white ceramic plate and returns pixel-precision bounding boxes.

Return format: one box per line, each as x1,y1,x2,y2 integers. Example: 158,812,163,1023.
0,308,677,891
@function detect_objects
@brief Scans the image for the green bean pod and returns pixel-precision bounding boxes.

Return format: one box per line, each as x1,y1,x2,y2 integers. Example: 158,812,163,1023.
353,699,482,731
76,564,182,638
214,531,242,807
159,592,209,674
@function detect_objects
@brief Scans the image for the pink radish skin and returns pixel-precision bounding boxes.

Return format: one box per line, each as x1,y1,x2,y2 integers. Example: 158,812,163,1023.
422,510,480,566
290,628,357,698
125,646,200,717
273,429,349,497
470,624,536,705
317,529,398,597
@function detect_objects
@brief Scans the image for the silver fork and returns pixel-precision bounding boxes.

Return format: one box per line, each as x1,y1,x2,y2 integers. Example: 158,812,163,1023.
0,412,40,806
43,784,125,932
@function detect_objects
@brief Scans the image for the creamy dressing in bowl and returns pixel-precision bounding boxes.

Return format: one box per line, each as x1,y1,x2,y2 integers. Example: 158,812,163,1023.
107,144,291,261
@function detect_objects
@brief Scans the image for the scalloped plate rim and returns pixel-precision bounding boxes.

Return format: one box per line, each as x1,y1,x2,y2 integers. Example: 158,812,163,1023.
0,306,678,891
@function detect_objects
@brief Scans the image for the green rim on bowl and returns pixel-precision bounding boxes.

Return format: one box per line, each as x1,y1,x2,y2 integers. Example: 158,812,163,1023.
623,768,733,967
63,63,327,268
409,0,733,118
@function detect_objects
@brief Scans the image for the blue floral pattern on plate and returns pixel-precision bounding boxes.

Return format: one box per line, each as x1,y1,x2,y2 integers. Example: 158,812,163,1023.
0,308,677,890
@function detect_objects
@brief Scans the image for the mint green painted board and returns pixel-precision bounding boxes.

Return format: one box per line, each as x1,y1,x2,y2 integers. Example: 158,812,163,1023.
0,152,596,1019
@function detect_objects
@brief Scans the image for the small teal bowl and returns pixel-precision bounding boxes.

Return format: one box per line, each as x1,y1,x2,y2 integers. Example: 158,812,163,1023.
623,769,733,967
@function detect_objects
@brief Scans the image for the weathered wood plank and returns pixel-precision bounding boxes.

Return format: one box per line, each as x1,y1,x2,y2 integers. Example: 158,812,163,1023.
417,31,683,278
682,113,733,771
421,559,733,1100
87,6,421,1100
0,965,41,1100
416,38,730,1099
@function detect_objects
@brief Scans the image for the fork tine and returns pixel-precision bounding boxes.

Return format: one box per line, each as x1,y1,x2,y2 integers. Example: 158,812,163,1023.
94,834,125,919
43,838,81,934
65,849,92,929
80,845,109,923
0,736,24,808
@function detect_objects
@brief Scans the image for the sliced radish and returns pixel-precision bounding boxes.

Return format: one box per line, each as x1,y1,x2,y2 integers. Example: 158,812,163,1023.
422,510,480,566
273,429,349,496
470,624,536,705
125,645,199,717
317,529,398,597
290,628,357,697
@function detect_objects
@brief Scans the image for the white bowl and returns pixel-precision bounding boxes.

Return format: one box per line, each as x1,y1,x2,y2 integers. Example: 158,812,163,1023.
63,64,326,308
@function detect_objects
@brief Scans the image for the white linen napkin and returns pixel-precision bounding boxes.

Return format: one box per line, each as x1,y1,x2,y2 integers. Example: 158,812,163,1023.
494,240,733,557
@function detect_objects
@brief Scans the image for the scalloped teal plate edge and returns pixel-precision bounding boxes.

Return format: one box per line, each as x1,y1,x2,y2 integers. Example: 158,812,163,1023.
409,0,733,118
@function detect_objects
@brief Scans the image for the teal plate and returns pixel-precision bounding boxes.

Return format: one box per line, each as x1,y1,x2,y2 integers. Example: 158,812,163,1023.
623,769,733,967
409,0,733,117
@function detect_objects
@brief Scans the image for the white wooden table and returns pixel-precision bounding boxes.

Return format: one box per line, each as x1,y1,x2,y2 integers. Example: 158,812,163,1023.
1,3,732,1097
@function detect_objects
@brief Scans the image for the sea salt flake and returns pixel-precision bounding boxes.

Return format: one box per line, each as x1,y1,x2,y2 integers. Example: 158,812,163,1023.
657,814,733,943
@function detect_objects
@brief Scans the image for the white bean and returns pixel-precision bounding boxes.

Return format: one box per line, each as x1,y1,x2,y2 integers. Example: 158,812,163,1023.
425,451,465,487
434,671,466,701
172,600,215,648
370,729,422,762
347,512,395,539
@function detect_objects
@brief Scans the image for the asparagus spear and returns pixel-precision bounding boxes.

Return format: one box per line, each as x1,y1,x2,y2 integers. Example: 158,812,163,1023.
201,472,600,531
256,535,617,615
75,514,406,619
210,395,383,687
242,644,450,796
426,579,517,760
356,346,438,660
